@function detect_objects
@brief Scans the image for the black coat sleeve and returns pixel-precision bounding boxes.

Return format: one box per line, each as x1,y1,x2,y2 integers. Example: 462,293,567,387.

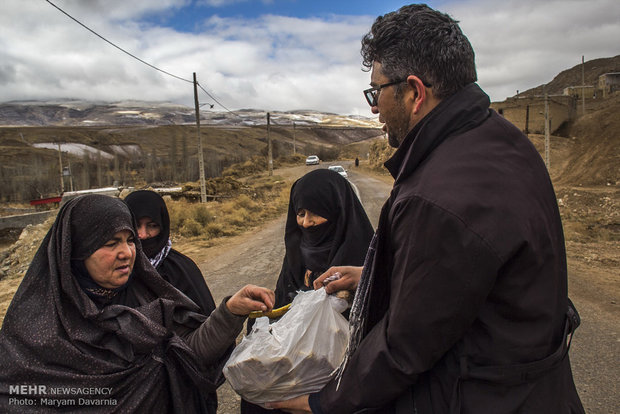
317,196,502,412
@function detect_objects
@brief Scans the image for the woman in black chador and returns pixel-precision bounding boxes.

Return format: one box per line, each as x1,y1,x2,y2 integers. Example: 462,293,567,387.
241,168,374,414
0,194,274,413
274,168,374,307
125,190,216,316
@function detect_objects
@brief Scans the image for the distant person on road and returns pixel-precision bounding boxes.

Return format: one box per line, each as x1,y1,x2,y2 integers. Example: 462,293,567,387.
0,194,274,413
269,4,584,413
241,168,374,414
125,190,216,316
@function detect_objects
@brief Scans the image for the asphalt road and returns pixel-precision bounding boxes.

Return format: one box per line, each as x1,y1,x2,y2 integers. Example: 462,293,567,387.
197,164,617,413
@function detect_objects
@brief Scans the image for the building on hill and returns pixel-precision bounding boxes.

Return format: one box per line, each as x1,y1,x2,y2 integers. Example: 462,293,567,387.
491,95,576,135
598,72,620,98
563,86,596,99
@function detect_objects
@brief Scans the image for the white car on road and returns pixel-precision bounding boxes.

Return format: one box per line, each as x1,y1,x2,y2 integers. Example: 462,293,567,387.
328,165,348,179
305,155,320,165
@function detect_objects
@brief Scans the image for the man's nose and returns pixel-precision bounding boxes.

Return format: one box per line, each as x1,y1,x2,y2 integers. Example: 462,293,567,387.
371,105,379,114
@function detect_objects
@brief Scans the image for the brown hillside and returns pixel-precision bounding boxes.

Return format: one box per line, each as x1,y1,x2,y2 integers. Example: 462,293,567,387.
554,93,620,186
520,55,620,96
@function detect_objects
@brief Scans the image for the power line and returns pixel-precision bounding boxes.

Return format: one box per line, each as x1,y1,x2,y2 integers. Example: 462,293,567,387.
45,0,242,117
196,83,243,119
45,0,193,84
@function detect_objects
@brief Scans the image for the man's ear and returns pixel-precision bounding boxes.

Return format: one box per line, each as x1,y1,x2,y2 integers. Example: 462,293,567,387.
406,75,427,114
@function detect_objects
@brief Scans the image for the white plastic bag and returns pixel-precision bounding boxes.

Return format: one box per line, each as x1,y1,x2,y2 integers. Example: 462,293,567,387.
223,288,349,404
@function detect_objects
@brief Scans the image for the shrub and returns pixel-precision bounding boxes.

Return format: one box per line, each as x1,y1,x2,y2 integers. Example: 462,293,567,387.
193,204,213,226
226,207,251,227
167,200,191,231
204,222,225,238
180,218,202,237
235,194,257,211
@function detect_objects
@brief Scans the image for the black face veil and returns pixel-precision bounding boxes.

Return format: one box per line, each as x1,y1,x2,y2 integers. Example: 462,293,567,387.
274,169,375,307
125,190,171,258
124,190,217,317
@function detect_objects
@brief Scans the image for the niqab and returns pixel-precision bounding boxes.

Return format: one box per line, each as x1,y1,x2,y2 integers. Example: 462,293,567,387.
274,169,374,307
125,190,216,316
0,194,219,413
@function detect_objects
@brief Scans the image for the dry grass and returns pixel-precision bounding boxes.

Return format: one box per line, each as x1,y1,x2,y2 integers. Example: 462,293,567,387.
166,176,289,241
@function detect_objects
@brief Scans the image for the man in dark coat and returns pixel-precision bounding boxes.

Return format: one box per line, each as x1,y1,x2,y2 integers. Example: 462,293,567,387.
269,4,584,414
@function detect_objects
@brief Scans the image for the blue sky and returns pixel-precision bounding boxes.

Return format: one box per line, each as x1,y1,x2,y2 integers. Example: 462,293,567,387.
143,1,425,29
1,0,619,115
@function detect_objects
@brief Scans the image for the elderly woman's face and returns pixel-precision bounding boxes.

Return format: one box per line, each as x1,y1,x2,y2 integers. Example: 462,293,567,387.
84,230,136,289
136,217,161,240
296,209,328,228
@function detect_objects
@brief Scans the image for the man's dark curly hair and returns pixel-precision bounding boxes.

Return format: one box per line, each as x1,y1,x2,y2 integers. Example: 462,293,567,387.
361,4,477,99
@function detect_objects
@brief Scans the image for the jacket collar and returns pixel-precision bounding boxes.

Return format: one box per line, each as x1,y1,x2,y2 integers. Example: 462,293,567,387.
385,83,491,184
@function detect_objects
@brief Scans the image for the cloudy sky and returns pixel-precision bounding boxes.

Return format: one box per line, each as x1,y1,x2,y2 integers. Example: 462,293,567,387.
1,0,619,115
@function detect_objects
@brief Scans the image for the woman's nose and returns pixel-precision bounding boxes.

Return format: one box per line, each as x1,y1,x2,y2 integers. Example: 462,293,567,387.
118,241,133,258
137,225,147,239
302,215,314,228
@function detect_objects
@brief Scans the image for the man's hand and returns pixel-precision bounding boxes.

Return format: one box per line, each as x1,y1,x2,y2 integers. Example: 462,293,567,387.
226,284,275,316
313,266,363,294
265,395,311,413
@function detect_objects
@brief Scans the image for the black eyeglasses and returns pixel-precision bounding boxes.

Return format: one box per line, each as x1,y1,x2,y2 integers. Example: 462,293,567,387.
363,78,432,107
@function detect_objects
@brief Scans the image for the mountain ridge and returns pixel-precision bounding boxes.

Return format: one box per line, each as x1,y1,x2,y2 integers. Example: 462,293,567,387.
0,100,381,129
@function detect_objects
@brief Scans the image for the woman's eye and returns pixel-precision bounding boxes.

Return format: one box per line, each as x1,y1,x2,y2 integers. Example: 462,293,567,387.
147,223,159,230
128,238,135,245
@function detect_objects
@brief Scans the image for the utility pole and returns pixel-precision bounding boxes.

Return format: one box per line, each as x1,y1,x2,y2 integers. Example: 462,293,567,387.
193,72,207,203
581,55,586,116
57,141,65,194
67,157,74,192
544,89,550,169
293,122,296,154
267,112,273,176
525,104,530,134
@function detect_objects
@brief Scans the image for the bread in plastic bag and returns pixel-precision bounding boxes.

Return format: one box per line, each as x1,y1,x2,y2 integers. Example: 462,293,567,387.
223,288,349,404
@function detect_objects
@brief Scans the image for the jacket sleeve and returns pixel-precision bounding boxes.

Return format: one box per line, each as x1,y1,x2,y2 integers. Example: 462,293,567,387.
178,297,246,367
316,196,502,413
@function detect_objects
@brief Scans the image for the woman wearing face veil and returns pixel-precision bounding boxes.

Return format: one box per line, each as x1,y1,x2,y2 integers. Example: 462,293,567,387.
125,190,216,316
0,194,274,413
274,168,374,307
241,168,374,414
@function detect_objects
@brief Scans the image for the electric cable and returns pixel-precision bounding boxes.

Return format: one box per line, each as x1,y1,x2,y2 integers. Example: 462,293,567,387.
45,0,242,118
197,83,244,119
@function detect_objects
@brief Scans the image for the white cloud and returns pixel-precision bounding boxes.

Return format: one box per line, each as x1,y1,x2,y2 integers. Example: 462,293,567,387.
444,0,620,100
0,0,618,114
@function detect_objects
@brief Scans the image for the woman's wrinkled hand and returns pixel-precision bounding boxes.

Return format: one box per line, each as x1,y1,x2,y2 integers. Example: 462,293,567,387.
226,284,275,316
265,395,311,413
313,266,363,294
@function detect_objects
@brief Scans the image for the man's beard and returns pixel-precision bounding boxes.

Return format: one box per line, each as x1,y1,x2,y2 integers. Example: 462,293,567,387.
388,131,401,148
387,100,410,148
